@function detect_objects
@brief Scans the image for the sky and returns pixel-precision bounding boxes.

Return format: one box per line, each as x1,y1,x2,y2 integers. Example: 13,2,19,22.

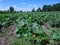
0,0,60,11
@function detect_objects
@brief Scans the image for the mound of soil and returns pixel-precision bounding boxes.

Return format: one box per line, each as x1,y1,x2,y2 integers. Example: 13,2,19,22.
0,24,16,45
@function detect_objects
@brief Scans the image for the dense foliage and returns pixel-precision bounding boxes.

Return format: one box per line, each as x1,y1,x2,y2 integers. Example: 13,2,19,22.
42,3,60,11
0,12,60,45
9,6,14,12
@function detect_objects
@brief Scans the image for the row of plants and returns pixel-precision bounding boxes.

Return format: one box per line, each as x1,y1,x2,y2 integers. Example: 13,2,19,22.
14,12,60,45
0,12,60,45
0,12,60,28
0,14,17,29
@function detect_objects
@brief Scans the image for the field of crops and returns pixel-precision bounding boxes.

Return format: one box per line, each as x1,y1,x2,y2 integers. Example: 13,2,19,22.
0,11,60,45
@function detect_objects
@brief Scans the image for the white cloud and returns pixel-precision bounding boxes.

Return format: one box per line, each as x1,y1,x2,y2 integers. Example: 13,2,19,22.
28,4,32,6
14,4,38,11
11,5,17,8
0,4,16,11
32,5,37,7
0,3,39,11
15,7,32,12
0,7,7,11
21,2,26,5
0,4,5,10
28,4,37,7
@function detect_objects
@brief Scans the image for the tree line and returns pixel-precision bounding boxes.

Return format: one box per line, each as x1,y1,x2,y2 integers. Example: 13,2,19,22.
0,3,60,13
32,3,60,12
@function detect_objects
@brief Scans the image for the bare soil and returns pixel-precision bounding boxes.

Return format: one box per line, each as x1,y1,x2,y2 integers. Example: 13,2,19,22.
0,23,60,45
0,24,16,45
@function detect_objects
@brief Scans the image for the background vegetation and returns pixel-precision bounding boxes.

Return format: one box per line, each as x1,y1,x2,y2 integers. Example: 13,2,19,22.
0,3,60,45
